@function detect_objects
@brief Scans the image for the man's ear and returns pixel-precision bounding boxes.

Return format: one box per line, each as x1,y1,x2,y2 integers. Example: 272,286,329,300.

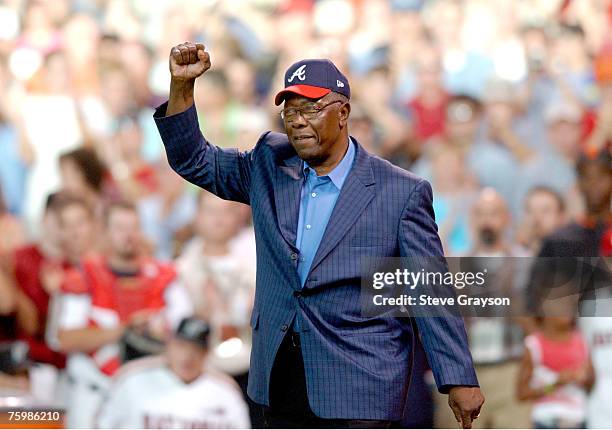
339,102,351,128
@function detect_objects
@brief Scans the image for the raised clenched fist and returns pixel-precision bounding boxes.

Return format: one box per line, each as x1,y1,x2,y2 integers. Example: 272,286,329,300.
169,42,211,82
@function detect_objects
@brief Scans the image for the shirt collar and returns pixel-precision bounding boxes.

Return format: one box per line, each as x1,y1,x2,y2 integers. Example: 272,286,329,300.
303,138,355,189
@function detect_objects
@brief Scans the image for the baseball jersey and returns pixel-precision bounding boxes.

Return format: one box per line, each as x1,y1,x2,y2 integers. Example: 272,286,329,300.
53,256,193,375
96,356,251,429
580,316,612,428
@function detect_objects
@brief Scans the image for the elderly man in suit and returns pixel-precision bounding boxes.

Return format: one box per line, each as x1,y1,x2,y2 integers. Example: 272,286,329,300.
154,42,484,429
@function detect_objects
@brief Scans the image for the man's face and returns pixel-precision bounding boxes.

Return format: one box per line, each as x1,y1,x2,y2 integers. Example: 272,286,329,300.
446,101,480,144
447,118,479,144
59,159,88,195
579,162,612,214
58,204,94,260
283,94,348,165
416,59,442,93
101,68,132,116
106,208,142,260
166,337,206,384
525,191,564,240
472,192,509,247
547,120,581,158
117,121,143,159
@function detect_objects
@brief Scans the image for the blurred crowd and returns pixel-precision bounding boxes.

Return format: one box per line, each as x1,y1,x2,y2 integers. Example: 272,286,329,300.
0,0,610,428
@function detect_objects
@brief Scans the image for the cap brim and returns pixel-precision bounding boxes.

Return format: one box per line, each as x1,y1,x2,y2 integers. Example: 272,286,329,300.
174,333,208,348
274,85,331,105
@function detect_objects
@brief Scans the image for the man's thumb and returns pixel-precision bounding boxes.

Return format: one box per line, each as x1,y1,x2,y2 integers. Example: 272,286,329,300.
450,402,462,424
461,411,473,429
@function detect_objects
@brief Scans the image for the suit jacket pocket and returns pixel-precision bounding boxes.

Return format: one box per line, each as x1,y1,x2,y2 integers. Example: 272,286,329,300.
336,326,393,337
347,232,390,248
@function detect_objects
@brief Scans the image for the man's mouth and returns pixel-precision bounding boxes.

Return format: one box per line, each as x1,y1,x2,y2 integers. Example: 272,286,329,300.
293,135,315,142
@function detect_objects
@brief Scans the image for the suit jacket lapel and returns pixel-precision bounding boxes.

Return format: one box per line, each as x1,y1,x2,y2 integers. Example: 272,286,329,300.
308,139,376,275
274,153,302,251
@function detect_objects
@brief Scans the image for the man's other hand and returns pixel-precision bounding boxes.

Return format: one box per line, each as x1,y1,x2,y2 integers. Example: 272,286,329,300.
169,42,211,82
448,386,484,429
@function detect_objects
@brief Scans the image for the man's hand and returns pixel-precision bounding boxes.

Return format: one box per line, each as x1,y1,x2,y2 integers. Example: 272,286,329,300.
448,386,484,429
167,42,211,116
169,42,210,82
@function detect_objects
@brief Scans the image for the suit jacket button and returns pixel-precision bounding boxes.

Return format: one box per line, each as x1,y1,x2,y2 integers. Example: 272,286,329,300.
281,324,289,332
290,252,298,261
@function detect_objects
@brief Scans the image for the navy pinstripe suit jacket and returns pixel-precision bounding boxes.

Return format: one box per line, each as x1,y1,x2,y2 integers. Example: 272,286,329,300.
154,103,478,420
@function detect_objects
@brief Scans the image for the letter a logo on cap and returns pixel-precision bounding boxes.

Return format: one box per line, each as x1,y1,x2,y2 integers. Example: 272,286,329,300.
336,80,344,88
288,65,307,83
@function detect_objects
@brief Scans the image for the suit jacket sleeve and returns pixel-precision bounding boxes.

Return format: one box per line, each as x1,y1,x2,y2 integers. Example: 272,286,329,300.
399,179,479,393
153,102,255,204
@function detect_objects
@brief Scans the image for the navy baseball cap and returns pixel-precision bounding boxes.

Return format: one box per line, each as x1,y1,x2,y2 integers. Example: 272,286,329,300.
175,317,210,348
274,59,351,105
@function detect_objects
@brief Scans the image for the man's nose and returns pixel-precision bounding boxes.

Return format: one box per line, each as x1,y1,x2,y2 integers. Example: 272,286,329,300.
290,113,308,127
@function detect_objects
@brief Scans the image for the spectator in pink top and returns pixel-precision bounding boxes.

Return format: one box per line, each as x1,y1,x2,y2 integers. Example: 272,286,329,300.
517,288,595,429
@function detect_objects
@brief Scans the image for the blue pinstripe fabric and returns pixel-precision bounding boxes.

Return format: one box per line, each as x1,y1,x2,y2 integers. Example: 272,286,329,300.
154,102,479,420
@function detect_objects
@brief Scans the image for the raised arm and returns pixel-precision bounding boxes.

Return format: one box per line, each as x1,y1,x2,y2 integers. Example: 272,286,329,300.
154,43,253,204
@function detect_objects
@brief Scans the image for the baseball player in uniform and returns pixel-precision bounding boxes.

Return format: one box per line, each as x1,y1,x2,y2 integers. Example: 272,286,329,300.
97,317,251,429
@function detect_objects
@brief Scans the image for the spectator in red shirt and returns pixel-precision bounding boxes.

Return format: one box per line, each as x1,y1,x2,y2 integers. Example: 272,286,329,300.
11,193,97,369
405,47,448,142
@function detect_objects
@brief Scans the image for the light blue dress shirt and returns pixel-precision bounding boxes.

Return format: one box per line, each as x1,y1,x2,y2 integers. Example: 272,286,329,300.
296,138,356,287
